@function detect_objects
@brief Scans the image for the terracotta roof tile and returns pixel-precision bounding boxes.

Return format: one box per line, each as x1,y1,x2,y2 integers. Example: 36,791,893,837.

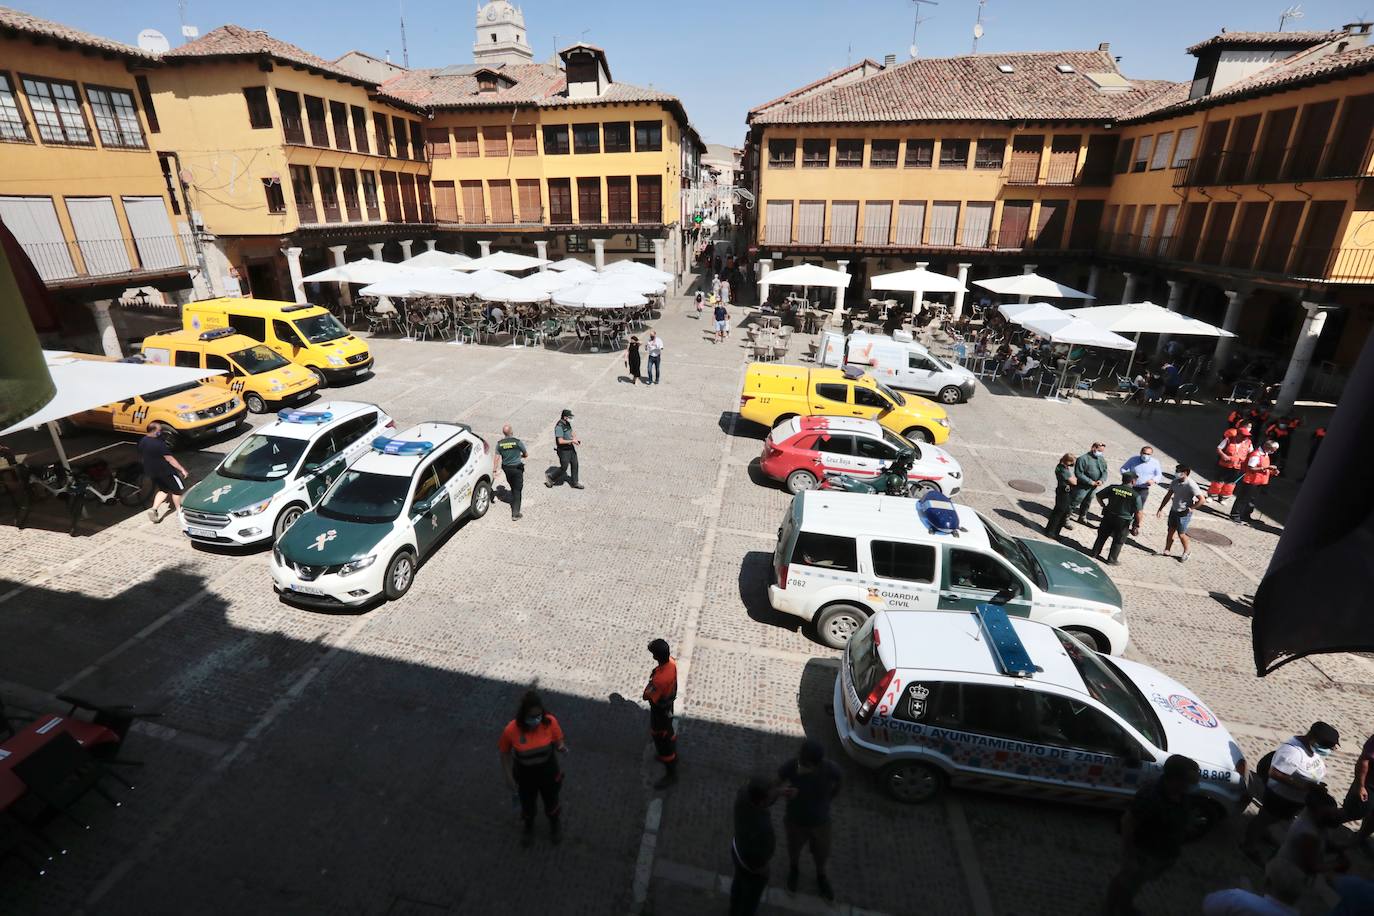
0,5,153,60
1184,30,1340,54
751,50,1178,125
381,62,679,111
164,24,375,86
749,59,884,117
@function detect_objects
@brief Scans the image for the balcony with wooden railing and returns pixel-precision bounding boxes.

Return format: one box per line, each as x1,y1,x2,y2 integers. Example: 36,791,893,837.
1173,136,1374,187
1098,231,1374,283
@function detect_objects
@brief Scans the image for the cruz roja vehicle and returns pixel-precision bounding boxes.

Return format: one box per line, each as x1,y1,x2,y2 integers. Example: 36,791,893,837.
760,416,963,496
179,403,394,546
183,297,373,387
769,490,1127,653
140,327,318,414
63,354,246,448
817,329,977,404
271,423,493,607
835,604,1247,834
739,364,951,444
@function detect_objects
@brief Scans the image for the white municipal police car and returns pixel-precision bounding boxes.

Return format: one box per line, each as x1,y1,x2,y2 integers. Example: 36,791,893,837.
179,402,393,545
835,606,1248,833
271,423,492,607
770,491,1128,653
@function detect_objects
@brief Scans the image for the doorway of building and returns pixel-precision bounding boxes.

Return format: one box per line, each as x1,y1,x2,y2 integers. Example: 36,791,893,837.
245,261,280,300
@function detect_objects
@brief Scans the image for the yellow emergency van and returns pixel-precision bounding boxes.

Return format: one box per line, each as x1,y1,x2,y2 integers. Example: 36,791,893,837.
182,298,373,386
140,327,318,413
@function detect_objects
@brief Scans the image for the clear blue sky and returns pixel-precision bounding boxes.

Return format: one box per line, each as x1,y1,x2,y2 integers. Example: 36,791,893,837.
23,0,1374,146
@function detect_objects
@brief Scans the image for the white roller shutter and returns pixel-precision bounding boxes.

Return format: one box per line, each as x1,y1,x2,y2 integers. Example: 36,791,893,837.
66,196,131,275
862,202,892,245
764,200,793,245
961,202,993,248
0,195,74,280
928,201,959,246
122,196,183,270
831,201,858,245
797,201,825,245
894,201,925,246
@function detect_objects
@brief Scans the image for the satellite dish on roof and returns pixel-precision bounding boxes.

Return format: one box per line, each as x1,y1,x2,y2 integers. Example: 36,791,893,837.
137,28,170,53
972,22,984,40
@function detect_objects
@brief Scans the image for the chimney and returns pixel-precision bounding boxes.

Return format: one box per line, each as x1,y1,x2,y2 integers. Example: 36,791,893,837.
1098,42,1110,53
883,53,896,66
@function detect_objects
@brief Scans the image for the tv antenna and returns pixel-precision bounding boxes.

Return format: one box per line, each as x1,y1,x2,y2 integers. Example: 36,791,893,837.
1278,4,1305,30
910,0,938,59
399,0,410,68
971,0,988,54
175,0,197,41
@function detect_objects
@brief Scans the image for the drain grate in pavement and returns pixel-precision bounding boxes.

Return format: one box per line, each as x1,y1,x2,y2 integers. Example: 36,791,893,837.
1188,528,1233,547
1007,479,1046,494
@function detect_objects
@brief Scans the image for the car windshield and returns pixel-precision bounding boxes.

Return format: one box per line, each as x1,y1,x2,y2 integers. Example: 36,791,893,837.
1057,630,1166,749
976,511,1047,588
142,381,202,403
925,351,951,371
230,345,289,375
875,380,905,407
318,470,408,523
219,434,307,481
880,427,922,459
293,313,349,344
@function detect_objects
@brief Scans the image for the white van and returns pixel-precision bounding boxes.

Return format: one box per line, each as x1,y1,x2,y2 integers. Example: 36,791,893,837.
817,330,976,404
768,490,1128,653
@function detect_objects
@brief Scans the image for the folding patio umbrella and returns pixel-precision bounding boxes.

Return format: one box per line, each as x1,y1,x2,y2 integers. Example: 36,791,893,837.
552,277,649,309
869,267,966,295
520,270,583,295
601,260,673,283
997,301,1064,325
459,251,550,272
461,269,514,295
302,258,412,284
1015,313,1136,401
758,263,852,316
973,272,1094,300
548,258,596,273
482,277,551,304
358,268,460,298
1064,302,1236,376
400,250,473,269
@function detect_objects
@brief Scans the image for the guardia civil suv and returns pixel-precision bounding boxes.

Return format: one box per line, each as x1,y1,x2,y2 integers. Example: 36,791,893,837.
180,403,393,546
271,423,493,607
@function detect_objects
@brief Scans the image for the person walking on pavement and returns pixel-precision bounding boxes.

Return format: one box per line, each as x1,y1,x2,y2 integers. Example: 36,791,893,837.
713,301,730,343
1241,722,1339,863
624,334,642,384
643,638,678,789
1342,731,1374,854
493,424,527,520
729,775,778,916
645,330,664,385
139,420,189,523
545,408,584,489
1045,453,1078,538
1120,446,1162,536
498,689,568,847
1091,471,1139,565
1071,442,1109,526
1155,464,1204,562
1104,754,1201,916
1231,440,1280,525
1209,428,1252,505
778,739,842,901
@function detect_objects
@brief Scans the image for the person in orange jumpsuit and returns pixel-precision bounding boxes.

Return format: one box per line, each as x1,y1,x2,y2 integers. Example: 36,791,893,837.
499,689,567,846
644,639,679,789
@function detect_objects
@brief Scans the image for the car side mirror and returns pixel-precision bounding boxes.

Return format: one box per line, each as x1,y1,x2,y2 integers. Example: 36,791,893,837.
990,587,1017,606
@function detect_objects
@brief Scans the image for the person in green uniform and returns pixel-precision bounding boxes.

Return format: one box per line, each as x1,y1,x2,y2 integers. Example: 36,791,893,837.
1091,470,1138,565
493,423,527,520
546,408,584,489
1071,442,1108,526
1044,453,1078,537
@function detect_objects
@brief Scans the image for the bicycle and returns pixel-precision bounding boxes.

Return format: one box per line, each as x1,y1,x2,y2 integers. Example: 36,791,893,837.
26,459,146,536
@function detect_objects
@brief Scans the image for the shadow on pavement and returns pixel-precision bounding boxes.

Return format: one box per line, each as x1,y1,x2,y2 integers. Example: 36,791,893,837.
1211,591,1254,617
718,411,766,440
739,550,802,634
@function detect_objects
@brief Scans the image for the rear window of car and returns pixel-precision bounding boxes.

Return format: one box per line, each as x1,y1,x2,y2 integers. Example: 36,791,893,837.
846,617,886,698
791,531,857,572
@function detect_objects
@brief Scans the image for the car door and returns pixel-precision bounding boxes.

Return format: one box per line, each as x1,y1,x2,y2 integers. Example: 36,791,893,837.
938,547,1035,618
112,397,145,433
443,440,476,513
903,353,941,393
854,435,897,476
868,539,941,610
300,432,346,504
938,683,1048,785
811,382,851,416
851,384,895,421
272,318,309,362
813,433,859,476
1028,693,1145,798
409,461,452,556
206,353,245,396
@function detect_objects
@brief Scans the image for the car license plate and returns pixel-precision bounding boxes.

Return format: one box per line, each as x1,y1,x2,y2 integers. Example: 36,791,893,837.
214,422,234,433
289,584,327,596
354,367,368,376
186,526,216,539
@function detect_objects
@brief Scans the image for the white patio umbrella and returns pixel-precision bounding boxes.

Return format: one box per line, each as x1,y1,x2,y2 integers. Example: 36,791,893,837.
302,258,412,284
358,268,459,298
1016,314,1136,402
601,260,673,283
462,269,514,295
758,263,852,317
974,272,1094,300
520,270,583,295
548,258,596,273
869,267,966,295
998,301,1064,325
400,250,473,269
552,277,649,309
482,276,551,304
406,271,488,298
460,251,550,272
1064,302,1236,376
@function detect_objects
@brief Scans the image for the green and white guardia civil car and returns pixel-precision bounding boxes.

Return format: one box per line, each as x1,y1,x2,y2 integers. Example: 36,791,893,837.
179,402,394,546
271,423,492,607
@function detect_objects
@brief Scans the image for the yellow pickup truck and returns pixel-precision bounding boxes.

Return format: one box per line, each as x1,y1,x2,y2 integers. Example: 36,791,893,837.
739,364,950,444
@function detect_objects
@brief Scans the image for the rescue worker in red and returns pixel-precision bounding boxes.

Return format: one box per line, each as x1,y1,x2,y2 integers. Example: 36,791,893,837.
1264,416,1301,469
499,689,567,846
1208,428,1252,503
644,638,679,789
1231,439,1280,525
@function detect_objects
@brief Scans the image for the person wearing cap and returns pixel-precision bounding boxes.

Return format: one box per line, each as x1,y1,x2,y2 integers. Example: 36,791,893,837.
1242,722,1340,863
492,424,527,520
1105,754,1201,916
545,408,584,489
778,739,842,901
643,638,679,789
1090,470,1140,565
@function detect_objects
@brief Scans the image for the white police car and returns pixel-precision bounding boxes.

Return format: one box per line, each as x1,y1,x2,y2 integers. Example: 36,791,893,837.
835,605,1247,833
179,402,393,545
270,422,492,607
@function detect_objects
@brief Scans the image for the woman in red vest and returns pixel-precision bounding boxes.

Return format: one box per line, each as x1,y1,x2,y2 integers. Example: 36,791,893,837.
1231,440,1280,524
1209,429,1252,502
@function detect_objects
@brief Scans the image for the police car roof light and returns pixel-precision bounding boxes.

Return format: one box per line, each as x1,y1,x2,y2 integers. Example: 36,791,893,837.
371,436,434,456
278,409,334,424
974,602,1040,678
917,492,960,535
199,327,237,341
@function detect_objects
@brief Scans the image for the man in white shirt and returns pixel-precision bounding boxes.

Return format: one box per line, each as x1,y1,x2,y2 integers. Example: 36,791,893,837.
645,330,664,385
1242,722,1339,862
1202,858,1306,915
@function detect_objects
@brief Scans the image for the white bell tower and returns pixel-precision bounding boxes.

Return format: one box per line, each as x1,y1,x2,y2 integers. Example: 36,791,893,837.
473,1,533,66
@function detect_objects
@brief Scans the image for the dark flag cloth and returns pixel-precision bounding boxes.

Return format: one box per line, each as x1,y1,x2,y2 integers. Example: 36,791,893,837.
1253,332,1374,674
0,219,57,431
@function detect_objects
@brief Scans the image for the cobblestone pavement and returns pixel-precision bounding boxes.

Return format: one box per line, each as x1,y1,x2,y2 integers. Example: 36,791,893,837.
0,297,1365,915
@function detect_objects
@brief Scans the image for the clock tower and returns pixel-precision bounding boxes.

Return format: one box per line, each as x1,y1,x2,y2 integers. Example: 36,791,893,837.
473,1,533,66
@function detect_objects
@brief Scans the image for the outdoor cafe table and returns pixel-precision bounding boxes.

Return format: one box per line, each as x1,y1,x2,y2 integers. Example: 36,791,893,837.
0,714,120,810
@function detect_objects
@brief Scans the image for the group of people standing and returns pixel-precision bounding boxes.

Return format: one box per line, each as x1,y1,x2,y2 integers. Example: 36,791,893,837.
623,329,665,385
1209,408,1302,526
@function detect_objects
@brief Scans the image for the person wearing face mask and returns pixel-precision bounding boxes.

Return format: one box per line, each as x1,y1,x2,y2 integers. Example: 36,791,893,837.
498,689,568,847
1044,452,1079,538
1119,445,1162,536
1241,722,1339,864
1070,442,1108,527
645,330,664,385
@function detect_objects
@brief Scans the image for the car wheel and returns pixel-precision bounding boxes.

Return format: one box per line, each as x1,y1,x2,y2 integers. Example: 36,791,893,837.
309,367,328,388
814,603,868,649
1063,626,1109,654
470,478,492,518
244,392,267,414
273,503,305,541
1184,796,1226,840
910,480,940,499
383,549,416,600
773,414,798,429
903,427,933,443
785,469,818,494
881,761,946,804
938,386,963,405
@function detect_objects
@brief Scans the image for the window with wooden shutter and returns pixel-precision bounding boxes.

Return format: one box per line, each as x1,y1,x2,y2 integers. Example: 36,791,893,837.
426,127,450,158
316,166,340,222
461,180,485,224
418,179,432,222
482,125,507,157
339,169,361,221
1157,204,1179,255
634,120,662,151
797,201,825,245
831,201,858,244
577,177,601,223
135,75,159,133
1197,201,1236,264
1034,199,1068,250
277,90,304,144
862,201,892,245
374,112,391,157
894,201,925,245
1149,131,1174,170
380,171,401,222
802,139,830,168
517,179,541,222
351,106,369,154
998,200,1033,249
607,176,631,222
904,139,933,168
1067,199,1103,250
1046,135,1080,185
767,139,795,168
636,175,661,223
512,124,537,156
938,139,969,169
835,140,864,168
330,101,350,150
409,121,425,161
304,96,328,147
1007,135,1042,182
454,126,478,157
392,116,409,159
548,178,572,223
764,200,793,244
399,173,419,222
870,140,898,168
289,164,316,222
1132,135,1153,173
243,87,271,129
974,138,1007,170
361,171,380,220
1112,137,1134,174
1226,201,1268,268
489,180,514,223
433,180,458,222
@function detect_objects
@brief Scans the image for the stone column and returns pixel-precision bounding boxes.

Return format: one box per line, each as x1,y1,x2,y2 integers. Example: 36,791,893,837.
1086,265,1101,300
1154,278,1185,355
368,242,385,261
1019,263,1037,304
282,246,306,303
1276,302,1330,413
916,261,929,269
399,239,414,261
534,239,549,270
833,259,849,322
87,299,122,358
1120,271,1138,305
424,239,437,252
478,240,492,258
652,237,666,273
952,262,972,319
758,258,772,305
328,245,352,306
1211,289,1246,377
592,238,606,270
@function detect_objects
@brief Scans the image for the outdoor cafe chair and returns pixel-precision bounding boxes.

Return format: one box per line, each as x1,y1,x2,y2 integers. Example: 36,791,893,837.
541,318,563,346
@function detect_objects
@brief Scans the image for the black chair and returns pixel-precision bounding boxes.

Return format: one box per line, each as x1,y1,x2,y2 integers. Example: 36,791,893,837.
56,694,163,765
12,732,131,833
